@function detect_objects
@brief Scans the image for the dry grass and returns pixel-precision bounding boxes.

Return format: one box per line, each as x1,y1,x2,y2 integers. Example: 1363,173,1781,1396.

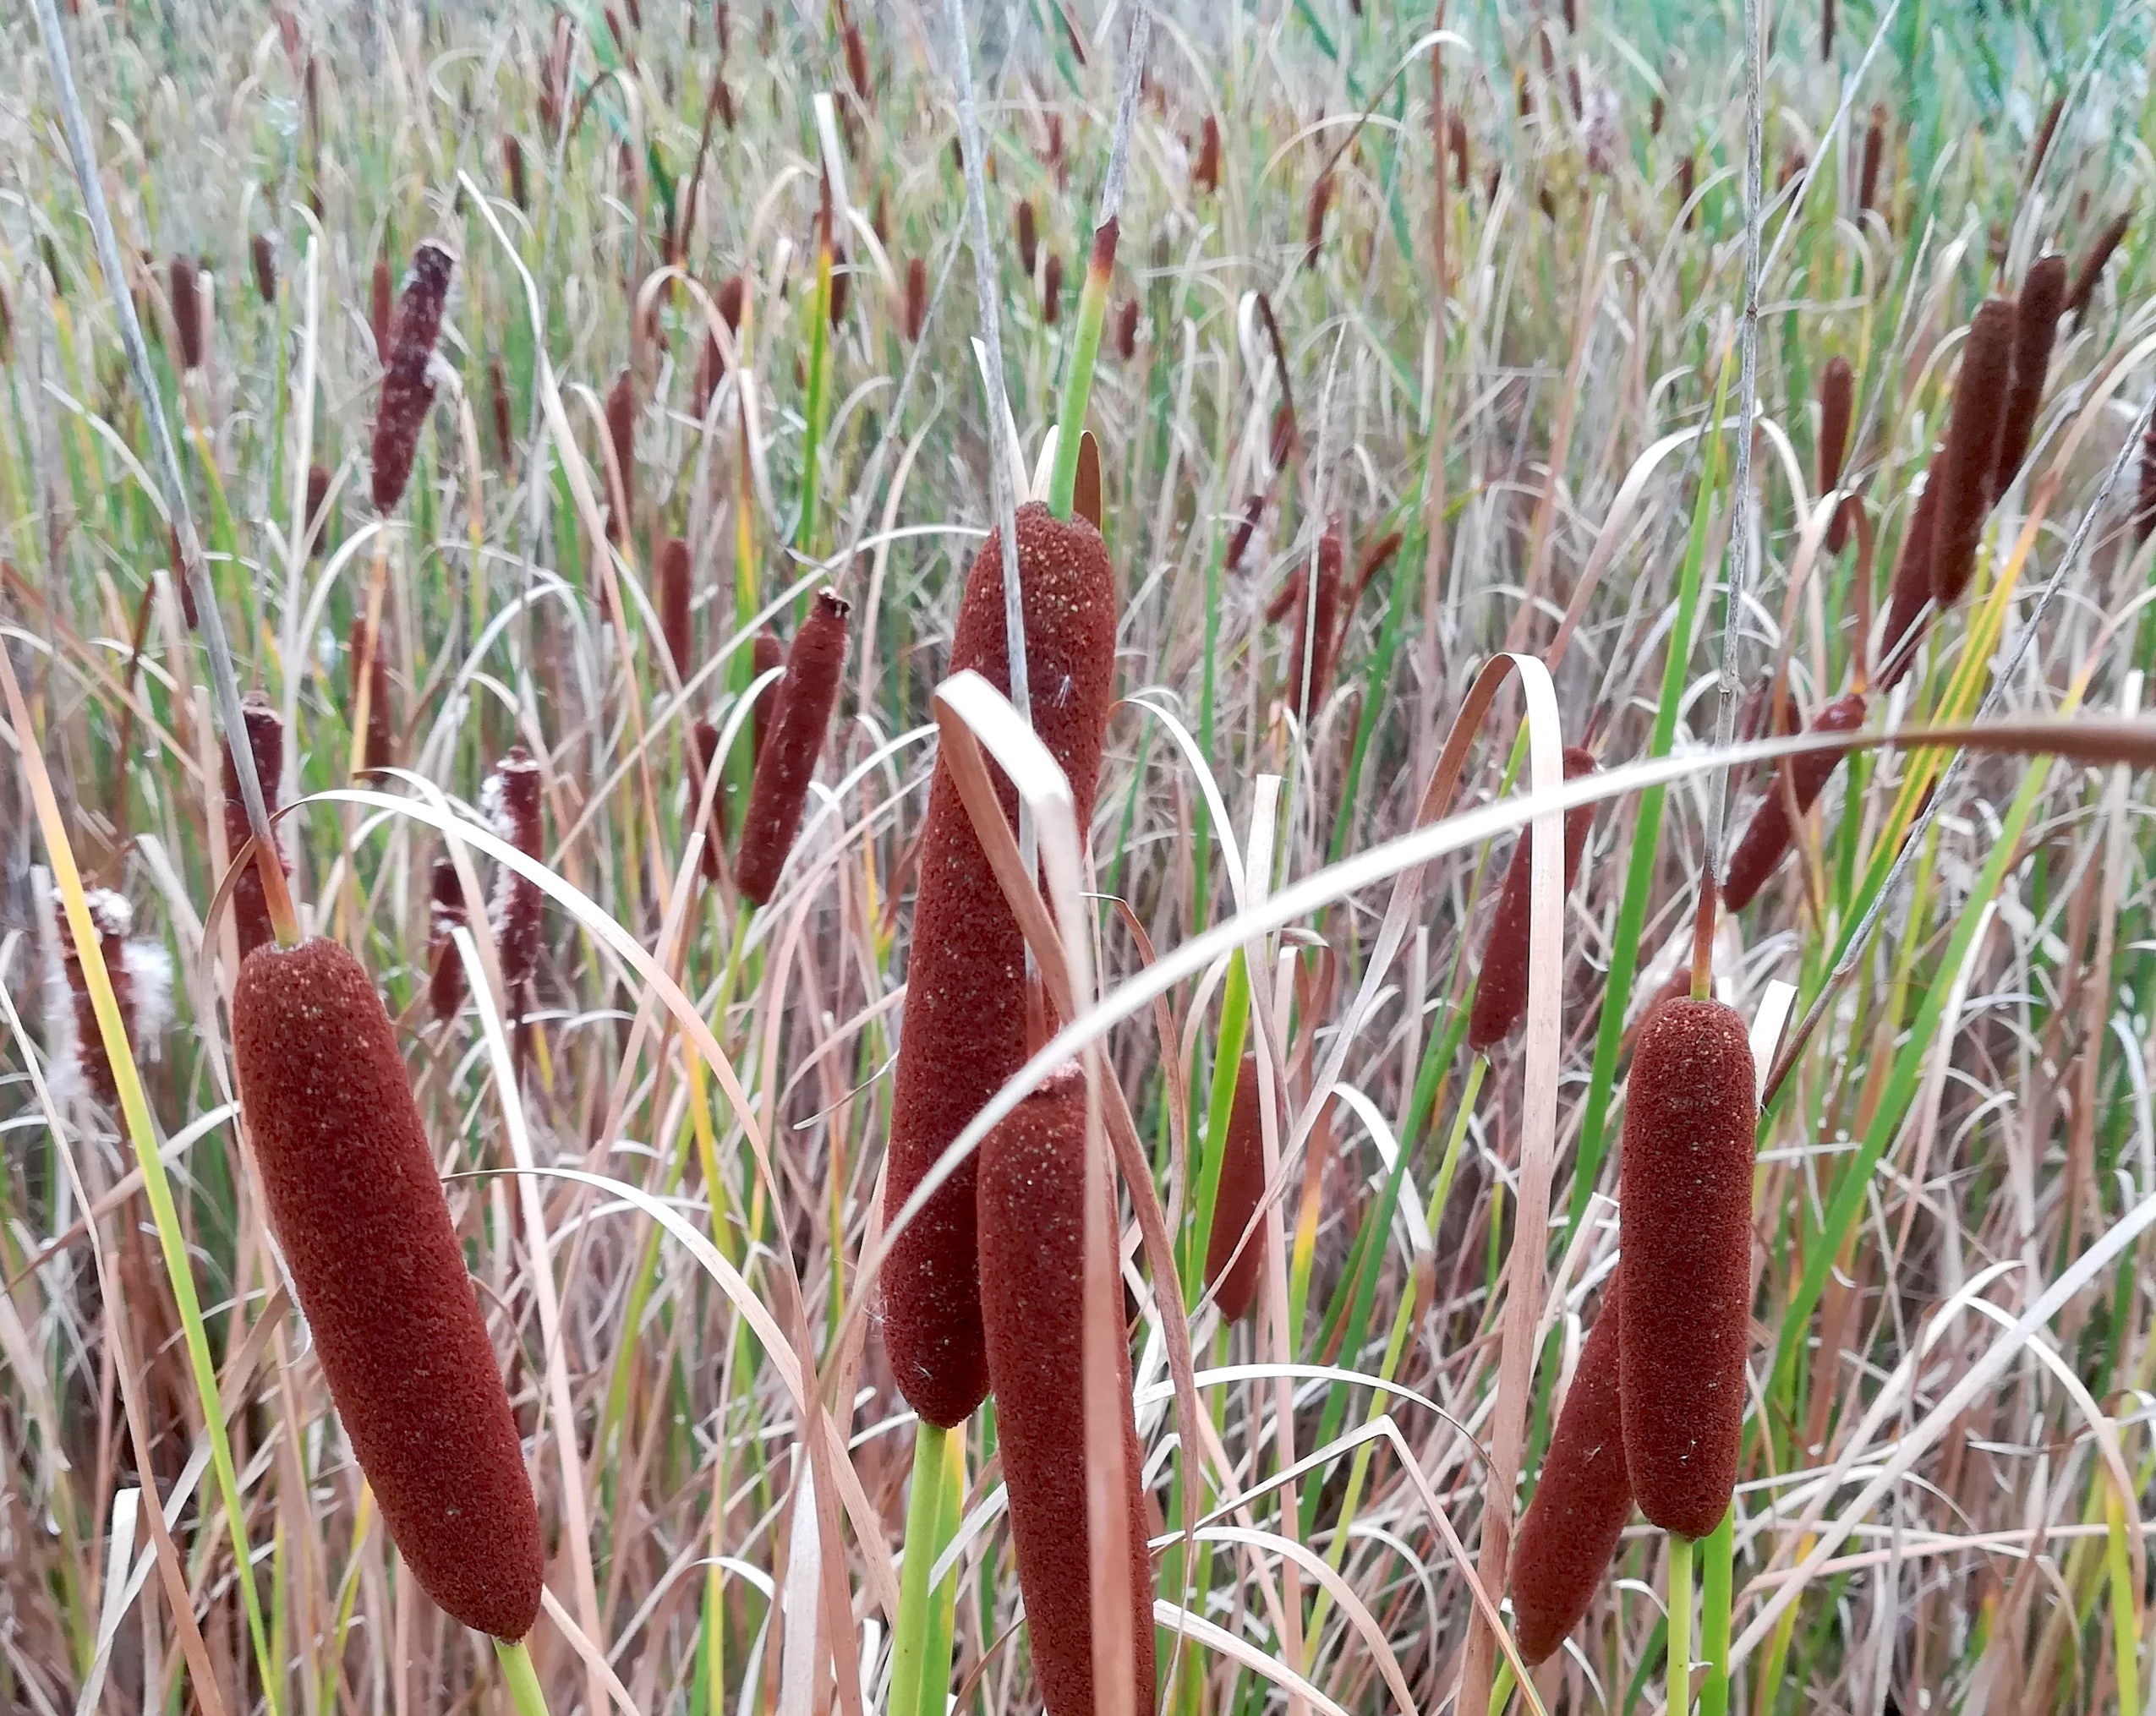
3,2,2156,1714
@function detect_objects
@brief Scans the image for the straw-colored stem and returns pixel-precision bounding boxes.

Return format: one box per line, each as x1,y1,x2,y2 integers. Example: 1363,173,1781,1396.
496,1637,554,1716
1668,1533,1695,1716
1699,1505,1736,1716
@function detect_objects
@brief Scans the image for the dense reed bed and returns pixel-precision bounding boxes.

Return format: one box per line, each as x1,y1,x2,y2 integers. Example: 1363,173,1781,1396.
5,1,2156,1713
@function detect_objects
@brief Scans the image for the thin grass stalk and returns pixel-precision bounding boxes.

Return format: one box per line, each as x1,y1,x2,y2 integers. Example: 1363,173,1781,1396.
1668,1533,1694,1716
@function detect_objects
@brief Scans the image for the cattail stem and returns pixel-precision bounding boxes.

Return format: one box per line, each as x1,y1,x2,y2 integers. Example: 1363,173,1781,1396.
1698,1506,1737,1716
796,194,835,566
495,1638,555,1716
1047,220,1118,520
349,538,391,782
1668,1533,1695,1716
889,1419,965,1716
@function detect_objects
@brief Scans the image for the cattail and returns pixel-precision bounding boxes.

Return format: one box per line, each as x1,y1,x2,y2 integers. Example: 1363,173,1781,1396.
1269,403,1296,473
691,719,725,878
347,615,394,771
1721,692,1866,911
1304,173,1332,269
843,21,870,101
659,537,692,677
231,936,543,1638
696,275,747,417
735,591,848,905
1929,298,2015,608
1817,356,1853,499
252,232,277,303
427,855,468,1023
170,255,204,372
1447,110,1471,190
2027,93,2064,188
1226,495,1265,573
1114,297,1139,361
1511,1286,1630,1664
221,692,287,960
752,626,785,762
304,462,331,557
503,134,529,210
1619,998,1757,1539
1858,105,1886,217
2064,210,2131,320
1195,114,1221,195
485,748,544,993
1878,469,1939,687
369,241,455,513
1344,528,1404,615
2133,424,2156,548
490,358,515,460
1203,1056,1266,1323
1016,199,1039,279
604,368,635,545
50,890,141,1107
1995,254,2066,497
1283,531,1343,712
1466,747,1598,1054
369,252,393,356
828,242,851,326
905,255,928,342
885,503,1119,1428
1676,154,1696,225
976,1068,1158,1716
1820,0,1834,59
714,76,736,129
1042,252,1064,325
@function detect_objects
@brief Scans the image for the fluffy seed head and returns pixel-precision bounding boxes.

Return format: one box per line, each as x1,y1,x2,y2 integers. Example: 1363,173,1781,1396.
976,1068,1158,1716
1512,1286,1630,1664
1203,1056,1266,1323
221,691,287,960
1994,254,2067,497
1817,357,1853,497
1929,298,2016,607
884,504,1119,1426
1721,692,1867,912
735,592,849,906
1467,746,1598,1054
659,537,692,677
369,240,456,512
232,937,542,1637
484,748,544,991
52,889,137,1106
1618,998,1758,1538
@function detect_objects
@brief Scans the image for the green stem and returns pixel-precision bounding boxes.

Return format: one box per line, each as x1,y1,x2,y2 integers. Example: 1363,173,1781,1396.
890,1419,964,1716
1667,1533,1695,1716
1486,1658,1516,1716
496,1637,554,1716
796,217,834,567
1047,220,1119,520
1699,1506,1735,1716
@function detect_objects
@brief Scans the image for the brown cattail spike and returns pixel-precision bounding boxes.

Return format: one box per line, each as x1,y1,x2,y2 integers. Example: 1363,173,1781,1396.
1203,1056,1266,1322
486,749,544,993
1195,115,1221,195
658,538,692,677
976,1068,1158,1716
1878,469,1940,687
428,856,468,1023
1929,298,2016,609
1114,298,1139,361
1042,252,1064,325
1858,106,1886,216
2134,425,2156,548
1994,254,2067,497
604,369,635,544
504,134,529,210
1304,174,1332,269
304,462,331,558
1511,1287,1630,1664
1283,531,1343,712
751,627,785,764
369,251,393,357
905,256,928,342
1721,692,1867,912
2064,210,2132,320
735,591,849,906
170,256,204,371
222,691,287,960
692,719,725,877
233,937,543,1637
884,505,1119,1428
696,276,747,418
369,241,456,512
1817,357,1853,499
1016,199,1039,279
1618,998,1758,1539
252,233,276,303
1467,747,1598,1054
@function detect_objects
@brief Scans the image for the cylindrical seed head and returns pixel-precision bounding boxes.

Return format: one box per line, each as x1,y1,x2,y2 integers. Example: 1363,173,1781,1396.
1993,254,2067,497
1618,997,1758,1539
1878,467,1940,687
232,937,542,1638
252,232,277,304
1929,298,2016,607
905,256,928,343
485,748,544,992
1721,691,1867,912
428,855,469,1024
1195,115,1221,195
221,691,287,960
976,1068,1158,1716
1202,1055,1266,1323
1467,747,1599,1054
735,591,849,906
1817,356,1853,498
2064,210,2132,320
604,368,636,545
1016,199,1039,279
659,537,692,678
369,241,456,513
169,255,205,372
1042,252,1063,325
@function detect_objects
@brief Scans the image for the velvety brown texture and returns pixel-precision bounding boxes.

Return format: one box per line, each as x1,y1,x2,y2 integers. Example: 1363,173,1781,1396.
1878,469,1940,687
976,1073,1158,1716
369,241,454,511
1467,746,1598,1053
233,937,542,1637
1512,1286,1630,1665
1722,692,1867,912
1817,357,1853,497
884,503,1119,1427
1618,998,1758,1539
1929,298,2015,607
169,256,204,371
252,232,277,304
221,691,287,960
604,369,635,544
905,256,928,343
304,462,331,558
1993,254,2066,500
2065,210,2131,320
428,855,468,1024
752,627,785,763
659,537,692,677
736,591,849,905
1195,115,1221,196
1203,1056,1266,1322
1015,199,1039,280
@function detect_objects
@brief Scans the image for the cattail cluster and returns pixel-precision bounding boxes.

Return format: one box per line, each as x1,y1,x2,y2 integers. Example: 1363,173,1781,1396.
369,240,455,513
348,614,395,771
735,591,849,906
975,1068,1158,1716
169,255,205,372
1467,747,1597,1053
232,936,542,1637
1203,1055,1266,1322
1619,998,1758,1538
1722,692,1866,911
1510,1286,1629,1664
884,503,1119,1427
221,691,288,960
47,888,172,1108
2065,210,2132,320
